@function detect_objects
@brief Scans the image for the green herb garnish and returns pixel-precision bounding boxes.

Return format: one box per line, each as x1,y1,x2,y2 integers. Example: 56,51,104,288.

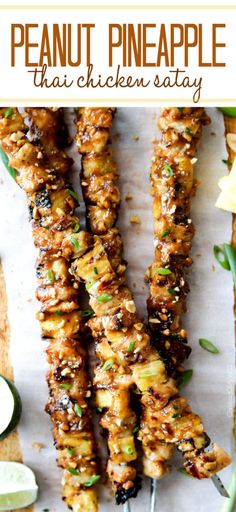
161,229,170,238
4,108,13,119
140,371,158,378
224,243,236,286
93,267,98,275
97,294,113,302
128,341,135,353
59,383,72,390
84,475,101,487
133,425,139,434
85,279,96,290
171,412,180,419
67,189,79,202
73,223,80,233
81,308,94,318
67,468,79,476
156,267,172,275
74,404,83,417
185,127,191,135
213,245,230,270
96,407,104,413
67,447,74,456
168,287,177,295
47,269,55,283
55,311,62,316
0,146,16,179
199,338,219,354
177,369,193,389
70,236,80,251
163,163,174,176
222,159,232,167
177,467,189,476
122,445,134,456
177,107,184,111
101,359,114,372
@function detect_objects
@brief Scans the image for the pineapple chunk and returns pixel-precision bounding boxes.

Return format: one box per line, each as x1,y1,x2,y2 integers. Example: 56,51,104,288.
132,358,165,391
96,389,112,409
39,311,82,338
109,435,137,463
66,489,98,512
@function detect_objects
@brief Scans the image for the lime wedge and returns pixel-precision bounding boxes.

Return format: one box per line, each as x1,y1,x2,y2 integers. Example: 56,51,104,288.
0,462,38,510
0,375,22,440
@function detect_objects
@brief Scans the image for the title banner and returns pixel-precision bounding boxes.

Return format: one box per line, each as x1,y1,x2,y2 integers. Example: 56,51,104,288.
1,4,236,105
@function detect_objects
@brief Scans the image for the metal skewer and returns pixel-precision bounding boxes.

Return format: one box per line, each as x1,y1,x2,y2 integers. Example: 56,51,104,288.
211,474,230,498
123,500,131,512
150,479,158,512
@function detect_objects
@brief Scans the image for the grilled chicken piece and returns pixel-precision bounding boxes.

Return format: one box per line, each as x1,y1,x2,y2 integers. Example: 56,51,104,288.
71,235,231,479
76,108,139,503
74,106,231,481
0,107,99,512
147,107,211,375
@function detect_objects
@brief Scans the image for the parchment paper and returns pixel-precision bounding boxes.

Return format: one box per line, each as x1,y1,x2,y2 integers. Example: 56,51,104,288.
0,108,234,512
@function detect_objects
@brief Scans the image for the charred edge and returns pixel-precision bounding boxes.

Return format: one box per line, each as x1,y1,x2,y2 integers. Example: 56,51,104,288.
115,476,142,505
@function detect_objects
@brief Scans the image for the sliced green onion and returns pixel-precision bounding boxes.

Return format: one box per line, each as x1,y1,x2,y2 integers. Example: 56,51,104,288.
177,369,193,389
96,407,104,413
133,425,139,434
47,269,55,283
140,371,158,378
59,383,72,390
177,107,184,111
97,294,113,302
93,267,98,275
128,341,135,353
74,404,83,417
178,467,190,476
199,338,219,354
101,359,114,372
0,146,16,179
55,311,62,317
67,447,74,456
84,475,101,487
4,108,13,119
67,189,79,201
73,223,80,233
222,159,232,167
224,243,236,286
121,445,134,456
156,267,172,275
163,163,174,176
171,412,180,419
213,245,230,270
168,287,178,295
161,229,170,238
82,436,89,441
67,468,79,476
80,308,94,318
70,236,80,251
85,279,96,290
185,127,191,135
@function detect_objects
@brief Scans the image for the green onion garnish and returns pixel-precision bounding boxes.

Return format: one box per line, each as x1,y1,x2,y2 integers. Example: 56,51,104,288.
55,311,62,317
85,279,96,290
80,308,94,318
121,445,134,456
222,159,232,167
93,267,98,274
70,236,80,251
156,267,172,275
97,294,113,302
59,383,72,390
161,229,170,238
133,425,139,434
47,269,55,283
101,359,114,372
67,447,74,456
140,371,158,378
185,127,191,135
224,243,236,286
96,407,104,413
4,108,13,119
177,369,193,389
67,468,79,476
0,147,16,179
163,163,174,176
168,287,177,295
177,107,184,111
67,189,79,201
171,412,180,419
199,338,219,354
74,404,83,417
84,475,101,487
177,467,190,476
213,245,230,270
73,223,80,233
128,341,135,352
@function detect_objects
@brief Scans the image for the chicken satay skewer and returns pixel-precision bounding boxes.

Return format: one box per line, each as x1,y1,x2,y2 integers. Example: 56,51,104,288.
0,107,99,512
148,106,230,507
76,107,141,505
72,107,231,496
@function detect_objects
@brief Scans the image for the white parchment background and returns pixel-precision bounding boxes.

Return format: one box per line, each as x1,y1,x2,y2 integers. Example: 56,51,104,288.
0,108,234,512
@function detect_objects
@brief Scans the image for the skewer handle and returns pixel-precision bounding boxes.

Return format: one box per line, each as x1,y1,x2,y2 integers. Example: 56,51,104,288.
123,500,131,512
150,479,158,512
